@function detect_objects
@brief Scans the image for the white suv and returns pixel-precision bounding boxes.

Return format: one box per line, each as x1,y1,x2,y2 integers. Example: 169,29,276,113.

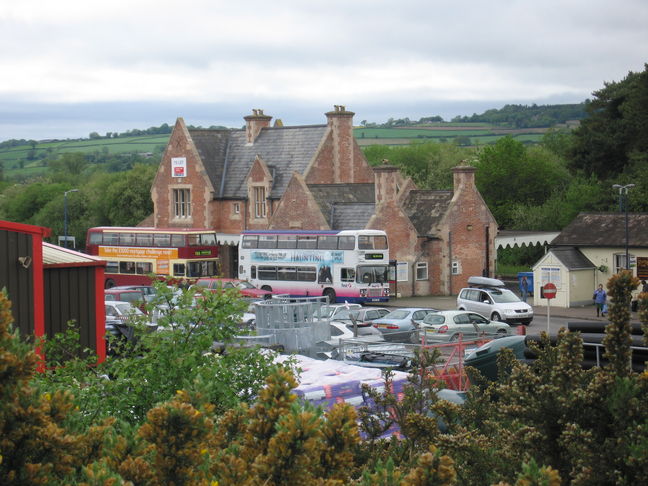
457,277,533,325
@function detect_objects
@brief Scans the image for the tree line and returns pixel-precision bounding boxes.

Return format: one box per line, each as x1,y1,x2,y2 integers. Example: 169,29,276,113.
363,65,648,232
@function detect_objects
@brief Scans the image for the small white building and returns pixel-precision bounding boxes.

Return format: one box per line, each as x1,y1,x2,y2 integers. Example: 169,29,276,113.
532,212,648,308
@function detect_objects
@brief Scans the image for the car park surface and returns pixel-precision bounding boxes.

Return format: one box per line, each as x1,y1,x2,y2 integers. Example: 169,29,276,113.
418,310,510,342
371,307,438,342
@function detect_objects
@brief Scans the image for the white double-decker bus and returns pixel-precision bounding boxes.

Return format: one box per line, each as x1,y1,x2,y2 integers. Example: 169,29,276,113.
238,229,390,303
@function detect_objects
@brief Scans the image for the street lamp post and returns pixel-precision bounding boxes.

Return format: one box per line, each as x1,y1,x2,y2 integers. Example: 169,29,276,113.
612,184,635,270
63,189,79,248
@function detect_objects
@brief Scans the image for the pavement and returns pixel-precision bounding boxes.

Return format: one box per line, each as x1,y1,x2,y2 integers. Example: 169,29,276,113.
381,294,617,323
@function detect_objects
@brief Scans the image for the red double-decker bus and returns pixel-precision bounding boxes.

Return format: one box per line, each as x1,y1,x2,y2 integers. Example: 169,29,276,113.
86,227,219,288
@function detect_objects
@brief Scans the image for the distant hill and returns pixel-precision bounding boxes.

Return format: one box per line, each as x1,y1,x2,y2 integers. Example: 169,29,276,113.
1,103,585,179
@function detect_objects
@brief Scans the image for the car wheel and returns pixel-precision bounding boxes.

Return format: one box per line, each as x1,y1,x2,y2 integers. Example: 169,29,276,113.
491,312,502,321
261,285,272,293
323,288,336,304
497,328,507,335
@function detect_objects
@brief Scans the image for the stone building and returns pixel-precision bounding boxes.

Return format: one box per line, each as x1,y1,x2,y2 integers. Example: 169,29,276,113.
150,106,497,296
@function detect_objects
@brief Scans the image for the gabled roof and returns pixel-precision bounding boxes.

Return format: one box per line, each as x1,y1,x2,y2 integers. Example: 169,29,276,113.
402,190,453,236
192,125,328,199
308,183,375,229
548,246,596,270
551,212,648,248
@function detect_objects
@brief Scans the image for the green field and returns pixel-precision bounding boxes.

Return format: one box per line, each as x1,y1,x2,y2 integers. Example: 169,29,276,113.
0,122,550,178
0,135,170,171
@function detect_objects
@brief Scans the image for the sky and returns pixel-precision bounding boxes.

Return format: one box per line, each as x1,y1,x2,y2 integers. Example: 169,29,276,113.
1,0,647,141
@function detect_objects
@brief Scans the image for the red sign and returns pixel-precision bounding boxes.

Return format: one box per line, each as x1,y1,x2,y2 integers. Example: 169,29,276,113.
543,282,557,299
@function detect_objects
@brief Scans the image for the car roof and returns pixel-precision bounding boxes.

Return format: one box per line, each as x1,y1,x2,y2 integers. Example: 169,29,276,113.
105,288,142,294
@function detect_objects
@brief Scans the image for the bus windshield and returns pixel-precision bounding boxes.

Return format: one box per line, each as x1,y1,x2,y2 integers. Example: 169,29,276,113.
356,265,388,284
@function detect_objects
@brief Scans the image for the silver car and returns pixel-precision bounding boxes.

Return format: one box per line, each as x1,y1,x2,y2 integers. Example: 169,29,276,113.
419,310,510,342
371,307,438,342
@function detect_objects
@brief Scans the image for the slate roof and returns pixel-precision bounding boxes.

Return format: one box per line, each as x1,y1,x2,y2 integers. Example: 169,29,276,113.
551,212,648,248
548,247,595,270
190,125,329,199
402,190,453,236
308,184,375,229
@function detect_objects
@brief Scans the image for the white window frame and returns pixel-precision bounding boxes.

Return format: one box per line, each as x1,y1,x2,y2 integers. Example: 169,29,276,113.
451,260,461,275
397,262,409,282
233,202,240,214
254,186,266,218
416,262,428,280
173,188,191,218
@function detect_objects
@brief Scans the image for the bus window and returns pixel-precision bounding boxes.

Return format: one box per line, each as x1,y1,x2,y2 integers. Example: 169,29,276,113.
251,265,257,279
277,235,297,249
120,262,136,274
89,232,102,244
258,235,277,249
188,261,217,277
121,233,136,245
278,266,297,281
104,233,119,245
173,263,186,276
258,266,277,280
297,266,316,281
341,268,355,282
136,262,153,274
356,265,388,284
137,233,153,246
188,234,201,246
338,236,355,250
106,261,119,273
297,235,317,249
201,233,216,245
358,235,388,250
242,235,258,249
154,233,171,247
171,235,185,247
318,236,338,249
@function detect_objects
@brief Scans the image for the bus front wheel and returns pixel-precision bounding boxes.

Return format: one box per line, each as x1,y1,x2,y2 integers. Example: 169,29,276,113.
323,288,336,304
105,279,115,289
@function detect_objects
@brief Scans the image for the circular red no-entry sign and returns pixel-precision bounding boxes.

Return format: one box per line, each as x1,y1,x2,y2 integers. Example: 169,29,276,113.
543,282,557,299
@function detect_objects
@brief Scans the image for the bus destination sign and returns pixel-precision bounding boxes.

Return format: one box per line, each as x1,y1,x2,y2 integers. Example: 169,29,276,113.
364,253,384,260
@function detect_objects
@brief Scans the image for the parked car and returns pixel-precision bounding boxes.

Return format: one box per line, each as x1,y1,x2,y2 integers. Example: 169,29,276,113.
319,303,362,320
110,285,157,302
104,288,146,306
418,310,511,342
194,278,273,299
330,306,391,325
456,276,533,325
324,320,385,347
371,307,438,342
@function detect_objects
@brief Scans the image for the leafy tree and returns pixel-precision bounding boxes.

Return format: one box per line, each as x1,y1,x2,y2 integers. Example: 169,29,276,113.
569,64,648,178
0,182,69,224
101,163,155,226
363,141,470,190
474,137,570,228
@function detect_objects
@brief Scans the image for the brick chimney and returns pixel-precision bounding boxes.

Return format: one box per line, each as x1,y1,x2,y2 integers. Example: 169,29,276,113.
373,160,400,204
244,109,272,144
325,105,355,182
452,165,477,193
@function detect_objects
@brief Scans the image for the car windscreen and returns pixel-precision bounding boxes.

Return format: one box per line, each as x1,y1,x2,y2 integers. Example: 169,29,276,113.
423,314,446,324
119,292,144,303
382,310,410,320
333,309,360,320
489,289,522,303
236,281,256,289
114,302,143,315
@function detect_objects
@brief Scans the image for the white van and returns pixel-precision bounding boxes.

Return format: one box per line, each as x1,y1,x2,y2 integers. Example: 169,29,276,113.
456,277,533,325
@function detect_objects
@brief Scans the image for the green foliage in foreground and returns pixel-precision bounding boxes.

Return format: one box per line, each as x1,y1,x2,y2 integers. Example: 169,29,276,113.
2,272,648,484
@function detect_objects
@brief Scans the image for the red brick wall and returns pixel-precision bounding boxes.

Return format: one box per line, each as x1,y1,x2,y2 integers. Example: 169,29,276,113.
269,174,330,230
445,167,498,294
152,118,212,229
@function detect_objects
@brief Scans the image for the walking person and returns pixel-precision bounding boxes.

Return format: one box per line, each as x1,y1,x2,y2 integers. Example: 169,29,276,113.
593,284,607,317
